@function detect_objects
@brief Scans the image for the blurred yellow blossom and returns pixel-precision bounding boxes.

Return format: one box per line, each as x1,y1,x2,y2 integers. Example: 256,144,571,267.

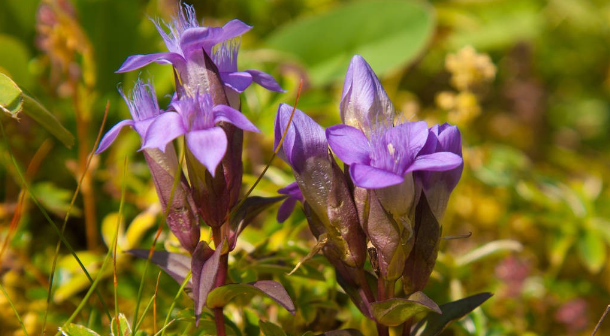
445,45,496,91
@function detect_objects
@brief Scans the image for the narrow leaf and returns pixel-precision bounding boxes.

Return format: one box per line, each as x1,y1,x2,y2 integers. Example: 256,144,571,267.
371,292,441,327
127,249,191,286
229,195,285,249
192,240,223,323
22,93,74,148
413,292,493,336
207,281,296,315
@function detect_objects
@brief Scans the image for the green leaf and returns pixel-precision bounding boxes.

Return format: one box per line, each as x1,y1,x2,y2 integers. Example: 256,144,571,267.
22,93,74,148
110,313,132,336
413,292,492,336
577,228,606,273
371,292,441,327
259,320,287,336
59,324,101,336
0,72,74,147
315,330,365,336
207,281,296,315
0,72,22,117
266,0,435,85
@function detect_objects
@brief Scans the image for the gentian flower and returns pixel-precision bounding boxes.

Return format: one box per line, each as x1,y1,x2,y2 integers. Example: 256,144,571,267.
142,93,259,176
326,121,462,190
415,123,464,220
117,3,283,94
340,55,395,137
96,79,160,153
276,182,303,223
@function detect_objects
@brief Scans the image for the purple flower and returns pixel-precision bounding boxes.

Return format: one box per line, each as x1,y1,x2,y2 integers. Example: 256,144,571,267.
415,123,463,220
274,103,328,174
340,55,395,136
96,79,160,153
142,93,259,176
117,3,282,93
213,40,285,93
326,121,462,189
276,182,303,223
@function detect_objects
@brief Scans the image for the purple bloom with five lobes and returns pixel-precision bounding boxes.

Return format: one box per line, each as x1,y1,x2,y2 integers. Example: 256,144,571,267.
415,123,463,220
340,55,395,137
276,182,303,223
96,79,160,153
326,121,462,190
142,93,259,176
116,3,283,93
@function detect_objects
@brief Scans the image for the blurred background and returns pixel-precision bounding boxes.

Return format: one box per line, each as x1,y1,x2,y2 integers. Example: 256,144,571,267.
1,0,610,335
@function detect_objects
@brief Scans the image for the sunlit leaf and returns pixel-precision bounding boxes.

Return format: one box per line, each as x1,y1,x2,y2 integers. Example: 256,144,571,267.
60,324,101,336
371,292,441,327
266,0,435,85
0,72,22,117
110,313,132,336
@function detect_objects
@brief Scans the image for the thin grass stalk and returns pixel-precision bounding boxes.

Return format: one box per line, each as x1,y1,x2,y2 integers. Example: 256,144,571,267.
0,282,29,336
42,102,110,335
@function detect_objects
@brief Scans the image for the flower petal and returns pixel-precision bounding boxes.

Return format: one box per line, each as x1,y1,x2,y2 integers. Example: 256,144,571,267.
350,163,404,189
340,55,394,131
326,125,371,165
436,123,462,155
407,152,463,173
142,112,186,152
220,72,253,93
185,127,227,176
219,19,253,41
274,104,327,173
212,105,260,132
116,52,184,73
96,119,135,154
277,197,298,223
246,69,285,92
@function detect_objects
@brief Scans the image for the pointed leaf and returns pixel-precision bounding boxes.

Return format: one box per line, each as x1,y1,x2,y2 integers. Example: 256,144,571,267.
127,249,191,286
0,72,22,117
110,313,132,336
266,0,434,85
229,195,286,249
259,320,287,336
0,73,74,147
207,281,296,315
372,292,440,327
192,240,224,323
413,292,493,336
59,324,101,336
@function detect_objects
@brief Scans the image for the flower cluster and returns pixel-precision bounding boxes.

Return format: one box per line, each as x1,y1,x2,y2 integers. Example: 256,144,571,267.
96,3,291,326
275,55,463,328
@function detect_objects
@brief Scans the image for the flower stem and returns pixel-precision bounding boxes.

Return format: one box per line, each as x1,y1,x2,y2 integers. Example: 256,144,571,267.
212,224,229,336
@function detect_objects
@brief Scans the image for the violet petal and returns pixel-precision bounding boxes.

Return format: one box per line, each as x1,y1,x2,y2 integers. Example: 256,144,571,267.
116,52,184,73
96,119,134,154
246,69,285,92
326,125,370,165
212,105,260,132
350,163,404,189
142,112,186,152
407,152,463,173
185,127,227,176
